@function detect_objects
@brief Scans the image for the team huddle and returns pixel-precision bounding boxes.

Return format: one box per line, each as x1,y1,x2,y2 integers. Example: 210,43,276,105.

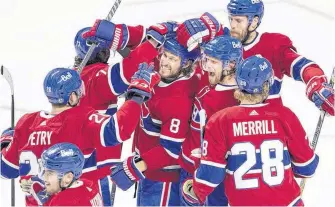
1,0,334,206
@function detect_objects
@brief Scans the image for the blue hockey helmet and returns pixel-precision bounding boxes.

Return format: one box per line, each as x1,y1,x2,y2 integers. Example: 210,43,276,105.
162,38,200,66
43,68,84,104
202,35,243,69
235,55,273,94
227,0,264,25
74,27,110,60
41,142,85,179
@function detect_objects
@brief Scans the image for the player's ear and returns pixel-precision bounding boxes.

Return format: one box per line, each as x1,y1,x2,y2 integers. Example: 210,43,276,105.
69,92,79,105
62,172,75,187
249,16,259,31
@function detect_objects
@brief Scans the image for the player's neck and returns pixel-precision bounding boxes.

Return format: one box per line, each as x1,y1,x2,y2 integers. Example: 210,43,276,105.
240,100,258,105
244,31,258,45
220,74,236,85
50,106,72,115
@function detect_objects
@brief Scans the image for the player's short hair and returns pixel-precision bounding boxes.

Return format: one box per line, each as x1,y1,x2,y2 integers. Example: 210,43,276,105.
234,82,270,103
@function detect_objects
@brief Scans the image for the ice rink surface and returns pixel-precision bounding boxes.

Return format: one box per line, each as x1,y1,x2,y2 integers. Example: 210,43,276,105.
0,0,334,206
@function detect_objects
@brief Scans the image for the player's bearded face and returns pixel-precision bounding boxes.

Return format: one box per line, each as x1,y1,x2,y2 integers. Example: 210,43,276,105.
229,15,249,42
159,51,182,78
42,169,62,194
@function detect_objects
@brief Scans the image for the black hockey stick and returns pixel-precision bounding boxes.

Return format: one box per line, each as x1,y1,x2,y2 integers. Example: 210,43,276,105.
77,0,123,74
1,65,15,207
300,67,335,193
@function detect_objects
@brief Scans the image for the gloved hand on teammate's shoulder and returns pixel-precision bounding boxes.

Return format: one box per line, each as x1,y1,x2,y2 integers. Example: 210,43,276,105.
126,63,161,104
82,19,130,51
176,12,229,51
110,155,145,191
147,21,179,47
306,75,334,116
0,127,14,150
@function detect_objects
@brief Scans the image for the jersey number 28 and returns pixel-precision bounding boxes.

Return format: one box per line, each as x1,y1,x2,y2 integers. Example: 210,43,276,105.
232,140,285,189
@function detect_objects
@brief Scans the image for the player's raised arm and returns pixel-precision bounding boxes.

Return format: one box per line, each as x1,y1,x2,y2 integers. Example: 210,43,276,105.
85,63,160,147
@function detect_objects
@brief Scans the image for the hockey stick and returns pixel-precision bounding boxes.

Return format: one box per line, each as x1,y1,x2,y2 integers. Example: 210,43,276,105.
76,0,123,74
300,67,335,193
199,109,207,153
1,65,15,207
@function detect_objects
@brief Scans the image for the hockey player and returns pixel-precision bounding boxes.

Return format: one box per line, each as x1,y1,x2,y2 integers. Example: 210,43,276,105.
109,38,200,206
0,65,160,206
182,56,319,206
178,35,243,206
72,19,176,205
35,142,103,206
176,0,334,115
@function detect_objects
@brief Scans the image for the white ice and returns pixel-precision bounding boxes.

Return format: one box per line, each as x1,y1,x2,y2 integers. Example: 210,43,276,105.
0,0,334,206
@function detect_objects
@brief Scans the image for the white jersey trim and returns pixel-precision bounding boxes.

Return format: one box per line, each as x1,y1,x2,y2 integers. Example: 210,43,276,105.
119,60,130,85
2,156,19,170
112,114,123,144
194,170,218,188
292,154,316,167
201,160,226,169
97,159,121,166
160,134,185,142
288,196,302,207
100,118,111,147
215,84,238,91
243,33,262,51
108,64,118,96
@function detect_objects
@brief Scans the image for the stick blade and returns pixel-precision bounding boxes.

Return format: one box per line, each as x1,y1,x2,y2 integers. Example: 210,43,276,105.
1,65,14,95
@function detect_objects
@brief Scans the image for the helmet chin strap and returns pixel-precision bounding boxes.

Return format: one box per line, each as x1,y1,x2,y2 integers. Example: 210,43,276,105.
58,175,76,191
241,18,258,44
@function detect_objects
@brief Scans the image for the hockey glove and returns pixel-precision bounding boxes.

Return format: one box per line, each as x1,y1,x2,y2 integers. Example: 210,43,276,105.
147,21,179,47
110,156,145,191
176,12,224,51
126,63,161,104
82,19,129,51
1,127,14,150
20,176,50,205
182,179,202,206
306,76,334,116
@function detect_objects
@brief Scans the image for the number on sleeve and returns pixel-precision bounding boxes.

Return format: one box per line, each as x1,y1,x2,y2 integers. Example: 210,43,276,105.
169,118,180,133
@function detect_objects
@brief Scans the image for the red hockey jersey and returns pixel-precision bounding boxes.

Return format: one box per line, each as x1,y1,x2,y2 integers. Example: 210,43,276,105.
243,32,320,105
133,73,199,182
79,41,159,114
193,103,319,206
179,84,238,173
0,101,140,205
45,179,103,206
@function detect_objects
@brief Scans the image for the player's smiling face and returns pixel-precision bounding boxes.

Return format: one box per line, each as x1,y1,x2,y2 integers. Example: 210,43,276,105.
43,169,62,194
159,51,182,78
202,55,223,85
229,15,249,42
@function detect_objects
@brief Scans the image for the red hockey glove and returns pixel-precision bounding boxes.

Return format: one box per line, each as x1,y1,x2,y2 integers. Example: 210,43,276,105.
306,76,334,116
1,127,14,150
181,179,202,206
147,21,179,47
126,63,161,104
176,12,223,51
